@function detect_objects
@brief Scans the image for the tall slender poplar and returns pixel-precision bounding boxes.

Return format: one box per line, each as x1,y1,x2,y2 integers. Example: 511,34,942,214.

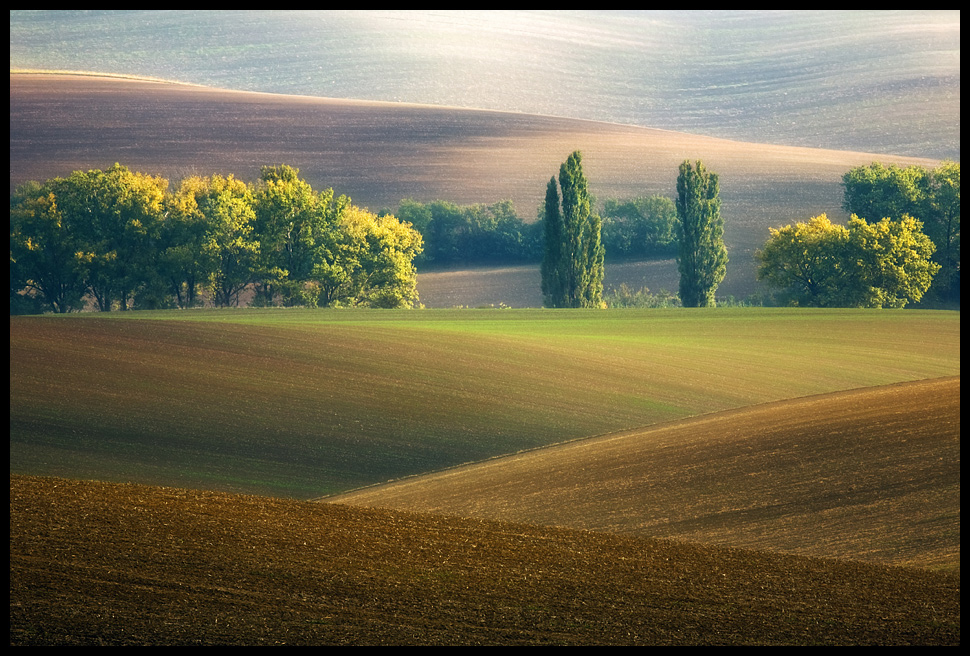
541,151,605,308
676,160,727,307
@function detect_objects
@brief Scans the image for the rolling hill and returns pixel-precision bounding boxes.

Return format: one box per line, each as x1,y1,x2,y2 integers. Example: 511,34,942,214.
10,308,960,500
8,73,945,302
10,474,961,645
329,376,961,572
10,11,960,160
9,307,960,645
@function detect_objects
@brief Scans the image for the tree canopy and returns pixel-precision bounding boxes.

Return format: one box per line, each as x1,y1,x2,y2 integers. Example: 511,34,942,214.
842,161,960,302
10,164,423,312
676,160,727,307
396,198,540,267
600,195,678,259
755,213,940,308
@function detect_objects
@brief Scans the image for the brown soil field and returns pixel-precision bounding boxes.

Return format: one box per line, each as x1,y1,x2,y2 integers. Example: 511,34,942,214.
10,474,959,646
8,73,943,301
329,377,961,573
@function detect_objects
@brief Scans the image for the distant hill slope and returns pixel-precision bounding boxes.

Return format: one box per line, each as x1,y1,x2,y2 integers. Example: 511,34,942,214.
10,475,961,645
8,73,943,300
329,377,961,572
10,10,960,159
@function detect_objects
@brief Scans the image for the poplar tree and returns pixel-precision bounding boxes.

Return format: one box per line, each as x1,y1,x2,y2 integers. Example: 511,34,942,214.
541,151,605,308
676,160,727,307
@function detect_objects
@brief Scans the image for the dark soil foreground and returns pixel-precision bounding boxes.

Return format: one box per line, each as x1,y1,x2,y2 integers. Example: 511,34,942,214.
10,475,959,646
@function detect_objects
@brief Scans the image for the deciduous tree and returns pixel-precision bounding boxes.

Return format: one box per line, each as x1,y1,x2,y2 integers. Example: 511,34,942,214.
251,164,347,307
9,165,167,312
601,195,678,258
842,161,960,302
10,182,90,313
756,213,940,308
329,206,423,308
169,174,260,307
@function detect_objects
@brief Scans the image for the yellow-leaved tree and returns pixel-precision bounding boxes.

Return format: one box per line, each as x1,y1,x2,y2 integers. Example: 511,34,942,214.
756,213,940,308
315,205,423,308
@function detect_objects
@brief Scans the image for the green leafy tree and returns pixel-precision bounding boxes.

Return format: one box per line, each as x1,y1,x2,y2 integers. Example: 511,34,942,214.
676,160,727,307
841,162,928,225
842,161,960,302
169,174,260,307
756,213,940,308
601,196,678,258
327,205,423,308
65,165,166,311
9,165,167,312
10,182,91,313
540,177,566,306
400,198,537,266
926,161,960,301
251,164,348,307
159,181,206,308
540,151,605,308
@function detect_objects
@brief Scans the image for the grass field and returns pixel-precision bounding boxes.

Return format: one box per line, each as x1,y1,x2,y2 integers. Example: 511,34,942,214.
10,308,960,498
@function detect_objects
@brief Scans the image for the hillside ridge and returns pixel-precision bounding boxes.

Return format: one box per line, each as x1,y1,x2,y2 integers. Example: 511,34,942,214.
318,374,959,498
10,72,943,301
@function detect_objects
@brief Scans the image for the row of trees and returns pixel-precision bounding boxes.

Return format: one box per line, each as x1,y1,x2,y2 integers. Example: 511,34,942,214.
10,164,423,313
539,153,956,310
539,153,727,308
396,198,539,265
395,193,678,268
11,157,957,313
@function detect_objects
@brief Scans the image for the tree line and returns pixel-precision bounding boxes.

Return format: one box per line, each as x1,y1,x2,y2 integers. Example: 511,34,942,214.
539,153,957,310
10,161,682,314
395,193,677,267
10,164,423,313
10,156,958,313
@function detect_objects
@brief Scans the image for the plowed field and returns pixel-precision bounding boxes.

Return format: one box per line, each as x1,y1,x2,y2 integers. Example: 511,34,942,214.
9,475,960,646
330,377,961,572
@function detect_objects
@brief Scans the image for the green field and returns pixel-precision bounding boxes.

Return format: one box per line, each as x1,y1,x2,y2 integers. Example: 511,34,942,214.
10,308,960,498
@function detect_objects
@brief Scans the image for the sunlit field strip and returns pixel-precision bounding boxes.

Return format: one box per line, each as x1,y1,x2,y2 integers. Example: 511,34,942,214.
10,308,959,498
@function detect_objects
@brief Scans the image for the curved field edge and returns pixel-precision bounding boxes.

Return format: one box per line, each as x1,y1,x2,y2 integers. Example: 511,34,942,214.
331,376,960,572
9,308,960,499
9,475,960,646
